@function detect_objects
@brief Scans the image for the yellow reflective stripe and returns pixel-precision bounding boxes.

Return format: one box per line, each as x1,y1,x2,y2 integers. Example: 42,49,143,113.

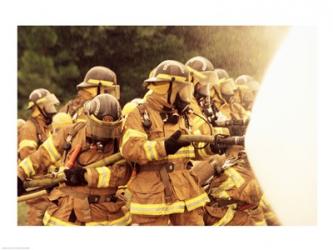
86,212,131,226
18,139,37,151
186,66,207,79
155,73,189,84
87,79,115,86
212,190,231,200
143,140,159,161
130,201,185,215
225,168,245,188
19,157,35,177
122,128,147,147
185,192,210,211
42,137,61,163
213,204,237,226
43,211,75,226
96,166,112,188
167,145,195,160
255,219,267,226
211,179,234,198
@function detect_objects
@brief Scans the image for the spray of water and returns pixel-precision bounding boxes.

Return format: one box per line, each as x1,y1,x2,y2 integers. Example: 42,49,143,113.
246,27,316,225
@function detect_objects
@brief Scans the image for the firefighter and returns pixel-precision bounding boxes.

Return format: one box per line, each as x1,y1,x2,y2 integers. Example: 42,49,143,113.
59,66,120,122
18,94,132,226
17,88,60,225
18,88,60,161
235,74,260,111
201,69,280,226
120,60,226,226
210,69,250,136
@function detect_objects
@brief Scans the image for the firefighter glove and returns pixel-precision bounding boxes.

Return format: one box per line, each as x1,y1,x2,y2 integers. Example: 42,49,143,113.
164,130,190,155
17,177,26,196
64,167,87,186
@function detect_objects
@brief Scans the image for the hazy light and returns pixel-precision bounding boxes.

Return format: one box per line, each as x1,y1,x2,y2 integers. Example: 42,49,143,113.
246,27,316,225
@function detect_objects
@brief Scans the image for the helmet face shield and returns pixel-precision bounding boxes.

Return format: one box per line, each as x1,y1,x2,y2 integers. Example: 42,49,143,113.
200,70,219,86
178,83,194,104
220,78,237,96
86,114,123,141
191,70,218,97
40,93,60,115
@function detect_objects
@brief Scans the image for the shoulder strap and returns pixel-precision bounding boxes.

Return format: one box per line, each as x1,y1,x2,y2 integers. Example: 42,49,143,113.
137,103,152,132
29,118,43,145
63,122,86,151
61,122,86,165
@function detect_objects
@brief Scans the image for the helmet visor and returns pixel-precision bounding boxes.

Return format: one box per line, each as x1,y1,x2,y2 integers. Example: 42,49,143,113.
221,78,237,96
178,83,194,104
40,94,60,114
86,114,123,141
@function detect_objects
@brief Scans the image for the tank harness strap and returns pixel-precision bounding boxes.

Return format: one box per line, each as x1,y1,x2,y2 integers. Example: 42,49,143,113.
29,118,43,145
137,103,152,132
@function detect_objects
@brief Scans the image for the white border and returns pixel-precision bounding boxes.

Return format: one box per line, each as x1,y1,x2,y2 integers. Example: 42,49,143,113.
1,0,332,249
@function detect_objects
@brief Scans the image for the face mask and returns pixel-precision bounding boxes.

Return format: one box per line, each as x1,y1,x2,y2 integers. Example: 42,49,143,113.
160,108,180,124
174,93,190,115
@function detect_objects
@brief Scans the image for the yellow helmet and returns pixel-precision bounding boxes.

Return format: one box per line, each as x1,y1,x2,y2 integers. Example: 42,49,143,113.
84,94,123,141
77,66,120,100
185,56,218,98
52,112,73,130
122,98,144,117
144,60,193,106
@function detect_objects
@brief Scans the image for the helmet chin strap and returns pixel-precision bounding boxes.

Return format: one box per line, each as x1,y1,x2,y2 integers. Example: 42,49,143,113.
167,78,175,104
97,82,102,95
34,102,53,125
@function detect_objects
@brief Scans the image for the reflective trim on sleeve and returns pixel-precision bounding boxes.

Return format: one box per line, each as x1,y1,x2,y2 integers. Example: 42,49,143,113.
122,128,147,147
130,201,185,216
18,139,37,151
96,166,112,188
86,212,131,226
185,192,210,211
213,204,237,226
19,157,35,177
255,219,267,226
143,140,159,161
210,178,234,199
41,137,61,163
43,211,75,226
167,145,195,160
225,168,245,188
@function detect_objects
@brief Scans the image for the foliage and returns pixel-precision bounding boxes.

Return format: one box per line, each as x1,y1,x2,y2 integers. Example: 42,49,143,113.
18,26,288,119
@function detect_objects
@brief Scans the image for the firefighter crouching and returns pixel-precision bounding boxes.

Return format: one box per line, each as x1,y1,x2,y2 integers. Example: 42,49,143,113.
18,94,132,226
120,60,231,225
